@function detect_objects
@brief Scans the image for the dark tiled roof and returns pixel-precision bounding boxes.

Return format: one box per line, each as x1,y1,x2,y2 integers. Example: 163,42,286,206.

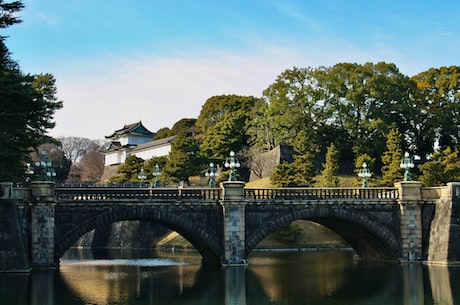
131,135,177,153
105,121,155,139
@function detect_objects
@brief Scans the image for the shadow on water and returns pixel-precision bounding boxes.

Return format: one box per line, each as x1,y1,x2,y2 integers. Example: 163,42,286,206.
0,250,459,305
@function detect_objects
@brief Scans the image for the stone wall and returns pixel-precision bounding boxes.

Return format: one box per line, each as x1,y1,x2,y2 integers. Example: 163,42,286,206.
249,145,294,181
427,183,460,262
0,200,30,271
77,221,170,249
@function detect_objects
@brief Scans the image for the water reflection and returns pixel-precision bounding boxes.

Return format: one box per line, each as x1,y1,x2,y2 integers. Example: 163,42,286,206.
0,251,459,305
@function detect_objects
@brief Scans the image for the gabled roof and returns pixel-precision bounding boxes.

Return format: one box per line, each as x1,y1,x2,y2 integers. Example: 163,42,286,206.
105,121,155,139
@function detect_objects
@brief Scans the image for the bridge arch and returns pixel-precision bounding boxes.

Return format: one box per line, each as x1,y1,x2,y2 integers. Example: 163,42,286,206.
245,205,400,260
55,205,223,265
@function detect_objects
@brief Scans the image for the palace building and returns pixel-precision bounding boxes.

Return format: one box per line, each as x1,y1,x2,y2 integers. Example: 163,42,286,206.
104,121,175,166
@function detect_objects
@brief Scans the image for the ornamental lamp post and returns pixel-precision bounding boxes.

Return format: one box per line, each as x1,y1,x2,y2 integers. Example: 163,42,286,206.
224,151,240,181
138,168,147,187
358,162,372,188
152,164,162,187
205,162,219,188
400,152,415,181
34,150,56,181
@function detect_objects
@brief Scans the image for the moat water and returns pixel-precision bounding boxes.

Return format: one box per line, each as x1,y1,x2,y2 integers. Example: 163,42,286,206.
0,248,459,305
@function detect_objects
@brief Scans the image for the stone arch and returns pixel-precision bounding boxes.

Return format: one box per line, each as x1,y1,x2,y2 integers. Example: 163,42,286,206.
55,206,222,265
246,206,400,260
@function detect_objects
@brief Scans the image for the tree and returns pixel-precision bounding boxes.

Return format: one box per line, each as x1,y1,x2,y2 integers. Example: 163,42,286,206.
59,137,105,164
0,45,63,181
67,151,104,183
28,142,71,184
109,155,145,183
153,127,171,140
0,1,23,29
261,67,327,150
197,95,263,162
0,3,63,182
381,128,404,186
411,66,460,155
259,62,420,175
316,143,340,187
419,147,460,186
270,162,298,187
163,134,203,184
270,152,316,187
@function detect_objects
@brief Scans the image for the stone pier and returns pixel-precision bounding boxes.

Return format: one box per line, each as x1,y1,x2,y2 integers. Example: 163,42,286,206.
395,181,424,261
220,181,248,266
30,181,57,269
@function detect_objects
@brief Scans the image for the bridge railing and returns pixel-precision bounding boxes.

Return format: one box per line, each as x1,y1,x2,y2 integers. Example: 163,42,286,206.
55,187,222,202
244,187,398,200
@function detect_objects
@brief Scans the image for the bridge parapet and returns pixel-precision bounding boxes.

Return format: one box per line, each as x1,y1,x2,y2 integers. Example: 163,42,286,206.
244,187,398,200
55,187,221,202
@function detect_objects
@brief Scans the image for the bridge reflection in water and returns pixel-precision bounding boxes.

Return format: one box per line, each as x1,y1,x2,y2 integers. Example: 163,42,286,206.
0,251,458,305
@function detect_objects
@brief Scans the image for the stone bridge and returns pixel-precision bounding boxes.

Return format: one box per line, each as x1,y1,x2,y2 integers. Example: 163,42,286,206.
1,180,460,271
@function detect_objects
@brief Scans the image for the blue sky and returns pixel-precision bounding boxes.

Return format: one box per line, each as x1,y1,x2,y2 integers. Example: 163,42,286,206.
3,0,460,139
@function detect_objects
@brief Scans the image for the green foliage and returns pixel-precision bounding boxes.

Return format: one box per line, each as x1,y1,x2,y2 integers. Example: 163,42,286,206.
258,62,449,175
270,162,297,187
153,127,171,140
270,152,316,187
110,155,145,183
316,143,340,187
411,66,460,154
197,95,263,162
381,128,404,186
419,147,460,186
274,223,302,243
0,39,63,181
170,118,198,137
163,134,203,183
0,1,23,29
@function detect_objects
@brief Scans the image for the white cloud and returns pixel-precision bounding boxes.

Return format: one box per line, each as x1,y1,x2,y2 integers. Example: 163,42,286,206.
49,40,427,140
50,47,293,139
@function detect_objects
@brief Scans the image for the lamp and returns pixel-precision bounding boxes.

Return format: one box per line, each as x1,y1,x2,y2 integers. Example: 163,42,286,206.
152,164,162,187
400,152,415,181
224,151,240,181
34,150,56,181
205,162,219,188
358,162,372,188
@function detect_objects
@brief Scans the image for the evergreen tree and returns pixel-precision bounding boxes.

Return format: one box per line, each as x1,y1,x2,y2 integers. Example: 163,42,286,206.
270,162,297,187
163,134,203,184
316,143,340,187
271,152,317,187
292,152,317,187
419,147,460,186
0,1,23,29
1,2,63,182
381,128,404,186
110,155,145,183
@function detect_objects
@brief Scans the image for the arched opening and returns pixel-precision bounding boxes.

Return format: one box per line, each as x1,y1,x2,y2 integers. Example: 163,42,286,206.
255,220,349,250
55,209,223,266
246,208,399,261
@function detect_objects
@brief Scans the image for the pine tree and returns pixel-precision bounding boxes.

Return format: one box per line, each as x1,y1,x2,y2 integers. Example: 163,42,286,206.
419,147,460,186
316,143,340,187
381,128,404,186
